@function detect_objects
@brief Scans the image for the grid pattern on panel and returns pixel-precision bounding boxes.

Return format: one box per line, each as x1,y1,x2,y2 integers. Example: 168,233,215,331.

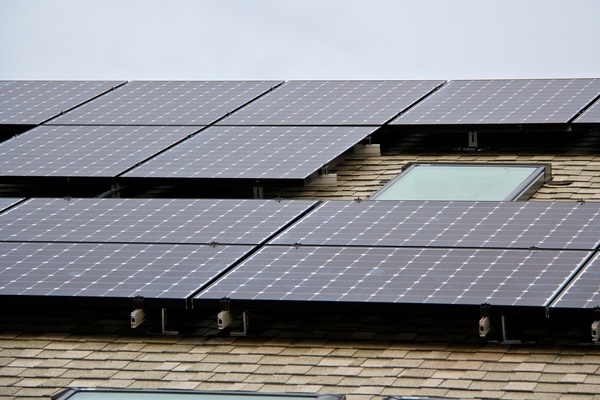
574,97,600,123
196,246,589,307
0,81,123,124
0,199,22,214
271,201,600,250
551,252,600,309
124,126,377,180
0,242,253,299
0,198,317,245
0,125,199,178
391,79,600,125
216,80,444,126
48,81,281,126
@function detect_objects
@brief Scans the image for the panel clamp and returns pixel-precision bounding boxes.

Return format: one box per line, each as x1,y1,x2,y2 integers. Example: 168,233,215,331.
218,298,249,336
131,296,146,329
592,307,600,342
479,303,492,337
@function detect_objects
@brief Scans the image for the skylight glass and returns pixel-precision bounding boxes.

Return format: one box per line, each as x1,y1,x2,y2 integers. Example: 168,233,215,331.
52,389,344,400
370,163,549,201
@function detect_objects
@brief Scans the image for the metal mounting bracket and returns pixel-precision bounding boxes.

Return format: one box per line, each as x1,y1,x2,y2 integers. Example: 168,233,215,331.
468,131,478,149
592,307,600,342
253,186,264,199
479,303,491,337
218,298,249,336
161,308,179,336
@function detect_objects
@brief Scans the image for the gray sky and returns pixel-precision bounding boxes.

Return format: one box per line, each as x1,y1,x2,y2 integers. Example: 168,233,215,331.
1,0,599,81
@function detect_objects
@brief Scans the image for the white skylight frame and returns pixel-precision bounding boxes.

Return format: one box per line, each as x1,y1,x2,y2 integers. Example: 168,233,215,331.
370,163,551,201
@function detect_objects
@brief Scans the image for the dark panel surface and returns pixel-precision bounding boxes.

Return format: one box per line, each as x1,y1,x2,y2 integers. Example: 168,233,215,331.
574,97,600,124
551,252,600,309
0,198,317,245
196,246,589,307
124,126,377,180
0,125,199,178
0,81,123,124
391,79,600,125
271,201,600,250
217,80,444,126
49,81,281,126
0,242,252,300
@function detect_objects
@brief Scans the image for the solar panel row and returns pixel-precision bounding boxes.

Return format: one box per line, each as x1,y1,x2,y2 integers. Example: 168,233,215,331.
391,78,600,125
0,81,124,125
0,198,598,309
2,80,444,183
0,199,318,305
195,246,590,307
196,200,600,309
1,79,598,185
48,81,282,126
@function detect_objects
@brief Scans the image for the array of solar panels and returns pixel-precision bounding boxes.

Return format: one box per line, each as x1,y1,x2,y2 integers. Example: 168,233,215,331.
196,200,600,309
2,197,600,310
0,80,445,184
0,198,317,305
2,79,599,186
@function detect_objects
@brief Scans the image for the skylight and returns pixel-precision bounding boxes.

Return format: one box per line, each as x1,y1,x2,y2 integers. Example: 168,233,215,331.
52,389,345,400
370,163,550,201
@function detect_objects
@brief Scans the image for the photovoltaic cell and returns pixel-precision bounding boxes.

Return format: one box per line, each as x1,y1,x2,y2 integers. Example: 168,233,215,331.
391,79,600,125
196,246,590,307
0,198,23,213
124,126,377,180
0,198,317,245
216,80,444,126
0,125,199,178
574,97,600,124
0,242,253,300
551,252,600,309
271,201,600,250
0,81,123,124
49,81,281,126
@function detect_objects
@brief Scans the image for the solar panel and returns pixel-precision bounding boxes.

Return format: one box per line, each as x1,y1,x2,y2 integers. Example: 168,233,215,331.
0,125,199,178
391,79,600,125
550,252,600,309
0,198,317,245
48,81,281,126
0,198,23,213
216,80,444,126
123,126,377,181
574,96,600,124
195,246,590,307
271,201,600,250
0,81,123,125
0,242,253,301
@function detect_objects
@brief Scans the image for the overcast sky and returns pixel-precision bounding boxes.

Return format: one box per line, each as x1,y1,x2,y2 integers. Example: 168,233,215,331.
1,0,599,81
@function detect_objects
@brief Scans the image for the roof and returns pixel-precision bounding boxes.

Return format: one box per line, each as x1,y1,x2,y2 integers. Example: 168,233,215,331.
1,79,600,400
